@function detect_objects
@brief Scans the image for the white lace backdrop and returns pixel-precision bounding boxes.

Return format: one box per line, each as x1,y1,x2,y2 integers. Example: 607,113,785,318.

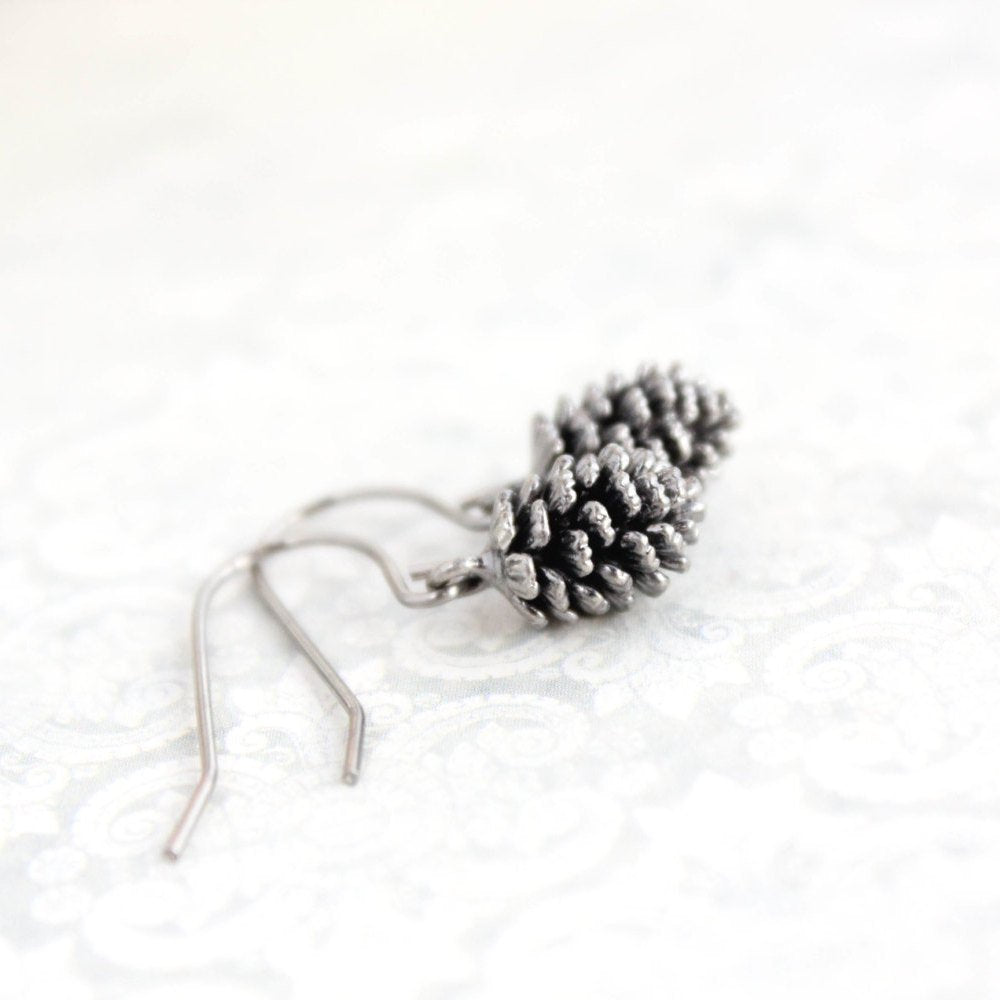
2,1,999,997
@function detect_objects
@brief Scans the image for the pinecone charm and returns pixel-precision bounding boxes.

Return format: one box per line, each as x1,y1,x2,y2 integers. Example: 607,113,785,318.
486,442,705,626
532,362,739,481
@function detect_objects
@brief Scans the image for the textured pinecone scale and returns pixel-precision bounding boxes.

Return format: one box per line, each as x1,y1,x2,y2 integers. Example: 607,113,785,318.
533,362,739,480
487,442,705,626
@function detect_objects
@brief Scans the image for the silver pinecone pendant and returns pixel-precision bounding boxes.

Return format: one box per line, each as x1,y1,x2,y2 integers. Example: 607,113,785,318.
485,363,736,626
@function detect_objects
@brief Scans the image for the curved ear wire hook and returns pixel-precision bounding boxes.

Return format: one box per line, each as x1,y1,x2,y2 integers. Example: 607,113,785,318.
165,518,489,861
249,563,366,788
166,362,738,859
249,490,491,787
244,485,493,786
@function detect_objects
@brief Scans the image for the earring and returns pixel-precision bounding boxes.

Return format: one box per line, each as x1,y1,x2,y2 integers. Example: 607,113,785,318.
164,363,737,859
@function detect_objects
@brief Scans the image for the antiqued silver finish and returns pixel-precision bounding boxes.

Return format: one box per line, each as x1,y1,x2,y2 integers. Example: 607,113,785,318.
486,442,705,625
532,362,739,481
167,363,737,858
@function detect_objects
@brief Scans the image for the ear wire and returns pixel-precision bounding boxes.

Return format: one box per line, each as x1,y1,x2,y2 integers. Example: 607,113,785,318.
165,492,491,861
165,363,737,858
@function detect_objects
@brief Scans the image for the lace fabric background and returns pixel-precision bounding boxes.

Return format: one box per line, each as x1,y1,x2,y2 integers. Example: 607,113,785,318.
2,0,999,997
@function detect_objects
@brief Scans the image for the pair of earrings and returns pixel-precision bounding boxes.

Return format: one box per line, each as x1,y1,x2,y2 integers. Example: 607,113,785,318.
165,363,738,858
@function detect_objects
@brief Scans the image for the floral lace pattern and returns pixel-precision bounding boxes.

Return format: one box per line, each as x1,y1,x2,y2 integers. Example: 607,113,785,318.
2,0,999,996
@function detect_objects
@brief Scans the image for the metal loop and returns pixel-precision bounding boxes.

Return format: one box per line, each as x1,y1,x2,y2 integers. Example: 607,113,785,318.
414,555,492,596
166,491,494,861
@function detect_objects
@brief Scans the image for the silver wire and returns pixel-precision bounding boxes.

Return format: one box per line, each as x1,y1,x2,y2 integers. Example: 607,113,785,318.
165,490,492,861
250,562,366,788
248,487,491,799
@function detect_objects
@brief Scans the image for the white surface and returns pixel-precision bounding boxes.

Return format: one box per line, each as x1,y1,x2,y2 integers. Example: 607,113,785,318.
2,1,1000,997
